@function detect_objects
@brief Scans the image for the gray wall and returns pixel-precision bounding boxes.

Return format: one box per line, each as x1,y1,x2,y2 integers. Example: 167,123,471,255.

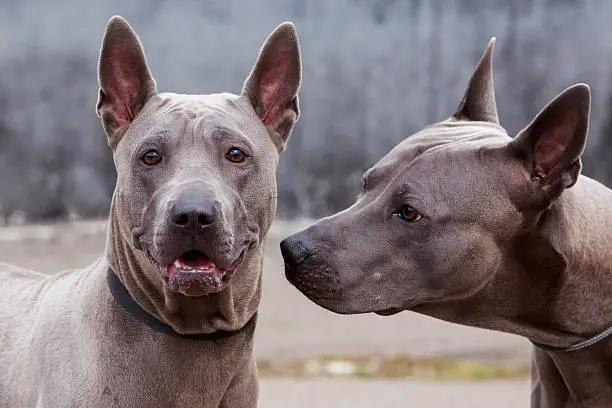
0,0,610,221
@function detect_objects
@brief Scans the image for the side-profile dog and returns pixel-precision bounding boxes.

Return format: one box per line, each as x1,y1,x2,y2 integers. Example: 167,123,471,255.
281,39,612,407
0,16,301,408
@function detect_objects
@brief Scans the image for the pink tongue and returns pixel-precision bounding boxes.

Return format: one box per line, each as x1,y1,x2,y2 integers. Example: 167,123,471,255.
180,251,213,269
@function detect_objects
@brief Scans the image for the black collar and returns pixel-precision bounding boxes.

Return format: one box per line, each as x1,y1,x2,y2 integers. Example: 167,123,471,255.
107,267,257,340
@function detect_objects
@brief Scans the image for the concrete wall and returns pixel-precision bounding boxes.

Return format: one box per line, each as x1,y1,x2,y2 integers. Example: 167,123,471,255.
0,0,610,220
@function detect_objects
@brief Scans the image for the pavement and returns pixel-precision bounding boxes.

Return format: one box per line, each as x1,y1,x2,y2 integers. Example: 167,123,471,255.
0,219,533,407
260,379,530,408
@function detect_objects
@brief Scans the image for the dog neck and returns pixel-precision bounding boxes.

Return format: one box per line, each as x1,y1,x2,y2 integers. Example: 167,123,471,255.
498,180,612,348
516,183,612,402
104,200,262,335
417,179,612,345
536,340,612,405
415,178,612,398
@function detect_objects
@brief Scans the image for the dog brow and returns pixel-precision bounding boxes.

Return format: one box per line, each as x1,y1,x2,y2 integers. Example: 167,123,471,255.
137,130,168,145
211,127,252,147
211,127,236,142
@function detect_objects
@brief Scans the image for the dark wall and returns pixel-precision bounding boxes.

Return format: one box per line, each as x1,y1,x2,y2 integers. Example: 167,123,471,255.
0,0,610,221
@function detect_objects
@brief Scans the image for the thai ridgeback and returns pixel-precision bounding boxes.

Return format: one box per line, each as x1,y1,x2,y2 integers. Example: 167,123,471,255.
0,15,301,408
281,39,612,407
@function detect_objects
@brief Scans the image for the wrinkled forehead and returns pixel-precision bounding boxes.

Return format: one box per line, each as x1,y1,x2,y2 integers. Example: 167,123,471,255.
122,92,266,148
368,120,511,179
361,121,517,221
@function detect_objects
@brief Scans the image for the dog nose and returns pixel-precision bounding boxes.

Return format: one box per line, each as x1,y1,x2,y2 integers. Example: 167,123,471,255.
170,200,218,230
280,235,311,266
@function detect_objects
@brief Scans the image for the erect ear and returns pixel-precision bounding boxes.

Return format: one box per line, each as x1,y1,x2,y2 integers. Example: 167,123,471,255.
96,16,157,149
242,22,301,152
509,84,590,194
452,38,499,124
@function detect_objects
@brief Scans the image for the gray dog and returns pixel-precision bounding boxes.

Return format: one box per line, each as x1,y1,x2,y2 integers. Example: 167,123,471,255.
281,39,612,407
0,15,301,407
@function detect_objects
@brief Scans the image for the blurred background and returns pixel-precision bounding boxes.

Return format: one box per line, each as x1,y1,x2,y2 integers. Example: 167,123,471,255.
0,0,607,406
0,0,610,222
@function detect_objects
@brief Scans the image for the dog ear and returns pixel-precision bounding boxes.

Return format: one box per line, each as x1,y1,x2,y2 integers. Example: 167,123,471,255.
96,16,157,149
510,84,590,195
242,22,302,152
453,38,499,124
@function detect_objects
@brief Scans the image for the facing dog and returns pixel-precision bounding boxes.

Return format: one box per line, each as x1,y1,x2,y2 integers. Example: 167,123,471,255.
0,16,301,408
281,39,612,407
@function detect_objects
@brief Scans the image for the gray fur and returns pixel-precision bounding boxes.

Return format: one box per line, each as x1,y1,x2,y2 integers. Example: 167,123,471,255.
281,40,612,407
0,15,301,407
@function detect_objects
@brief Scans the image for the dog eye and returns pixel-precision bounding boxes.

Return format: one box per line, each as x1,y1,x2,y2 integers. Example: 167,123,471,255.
397,205,422,222
141,150,162,166
226,148,247,164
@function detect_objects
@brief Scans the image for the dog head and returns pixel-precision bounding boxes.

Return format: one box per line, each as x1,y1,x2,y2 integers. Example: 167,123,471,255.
98,16,301,297
281,39,590,316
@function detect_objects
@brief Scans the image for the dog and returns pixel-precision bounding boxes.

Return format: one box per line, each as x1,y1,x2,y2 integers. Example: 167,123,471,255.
280,39,612,407
0,15,301,408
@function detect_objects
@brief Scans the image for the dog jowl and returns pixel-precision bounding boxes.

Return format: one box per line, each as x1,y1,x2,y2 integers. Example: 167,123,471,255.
281,39,612,406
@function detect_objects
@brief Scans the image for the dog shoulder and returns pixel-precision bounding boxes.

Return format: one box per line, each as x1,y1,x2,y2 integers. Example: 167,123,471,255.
0,262,46,278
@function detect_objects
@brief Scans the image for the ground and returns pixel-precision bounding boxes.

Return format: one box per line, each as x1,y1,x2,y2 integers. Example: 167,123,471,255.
0,219,532,407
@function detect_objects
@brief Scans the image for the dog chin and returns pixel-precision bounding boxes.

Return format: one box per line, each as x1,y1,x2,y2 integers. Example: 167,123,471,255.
166,264,234,297
291,284,404,316
305,297,402,316
286,265,405,315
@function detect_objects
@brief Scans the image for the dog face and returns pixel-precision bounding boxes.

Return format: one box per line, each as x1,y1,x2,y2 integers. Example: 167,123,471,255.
281,39,590,315
98,17,301,297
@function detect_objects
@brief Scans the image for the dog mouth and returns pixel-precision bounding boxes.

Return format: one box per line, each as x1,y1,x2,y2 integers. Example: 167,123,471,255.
168,250,234,275
146,249,246,297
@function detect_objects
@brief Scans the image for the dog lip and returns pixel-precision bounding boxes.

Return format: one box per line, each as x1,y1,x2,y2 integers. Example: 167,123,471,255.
375,308,403,316
171,250,215,272
165,247,248,278
143,246,248,283
226,247,248,271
